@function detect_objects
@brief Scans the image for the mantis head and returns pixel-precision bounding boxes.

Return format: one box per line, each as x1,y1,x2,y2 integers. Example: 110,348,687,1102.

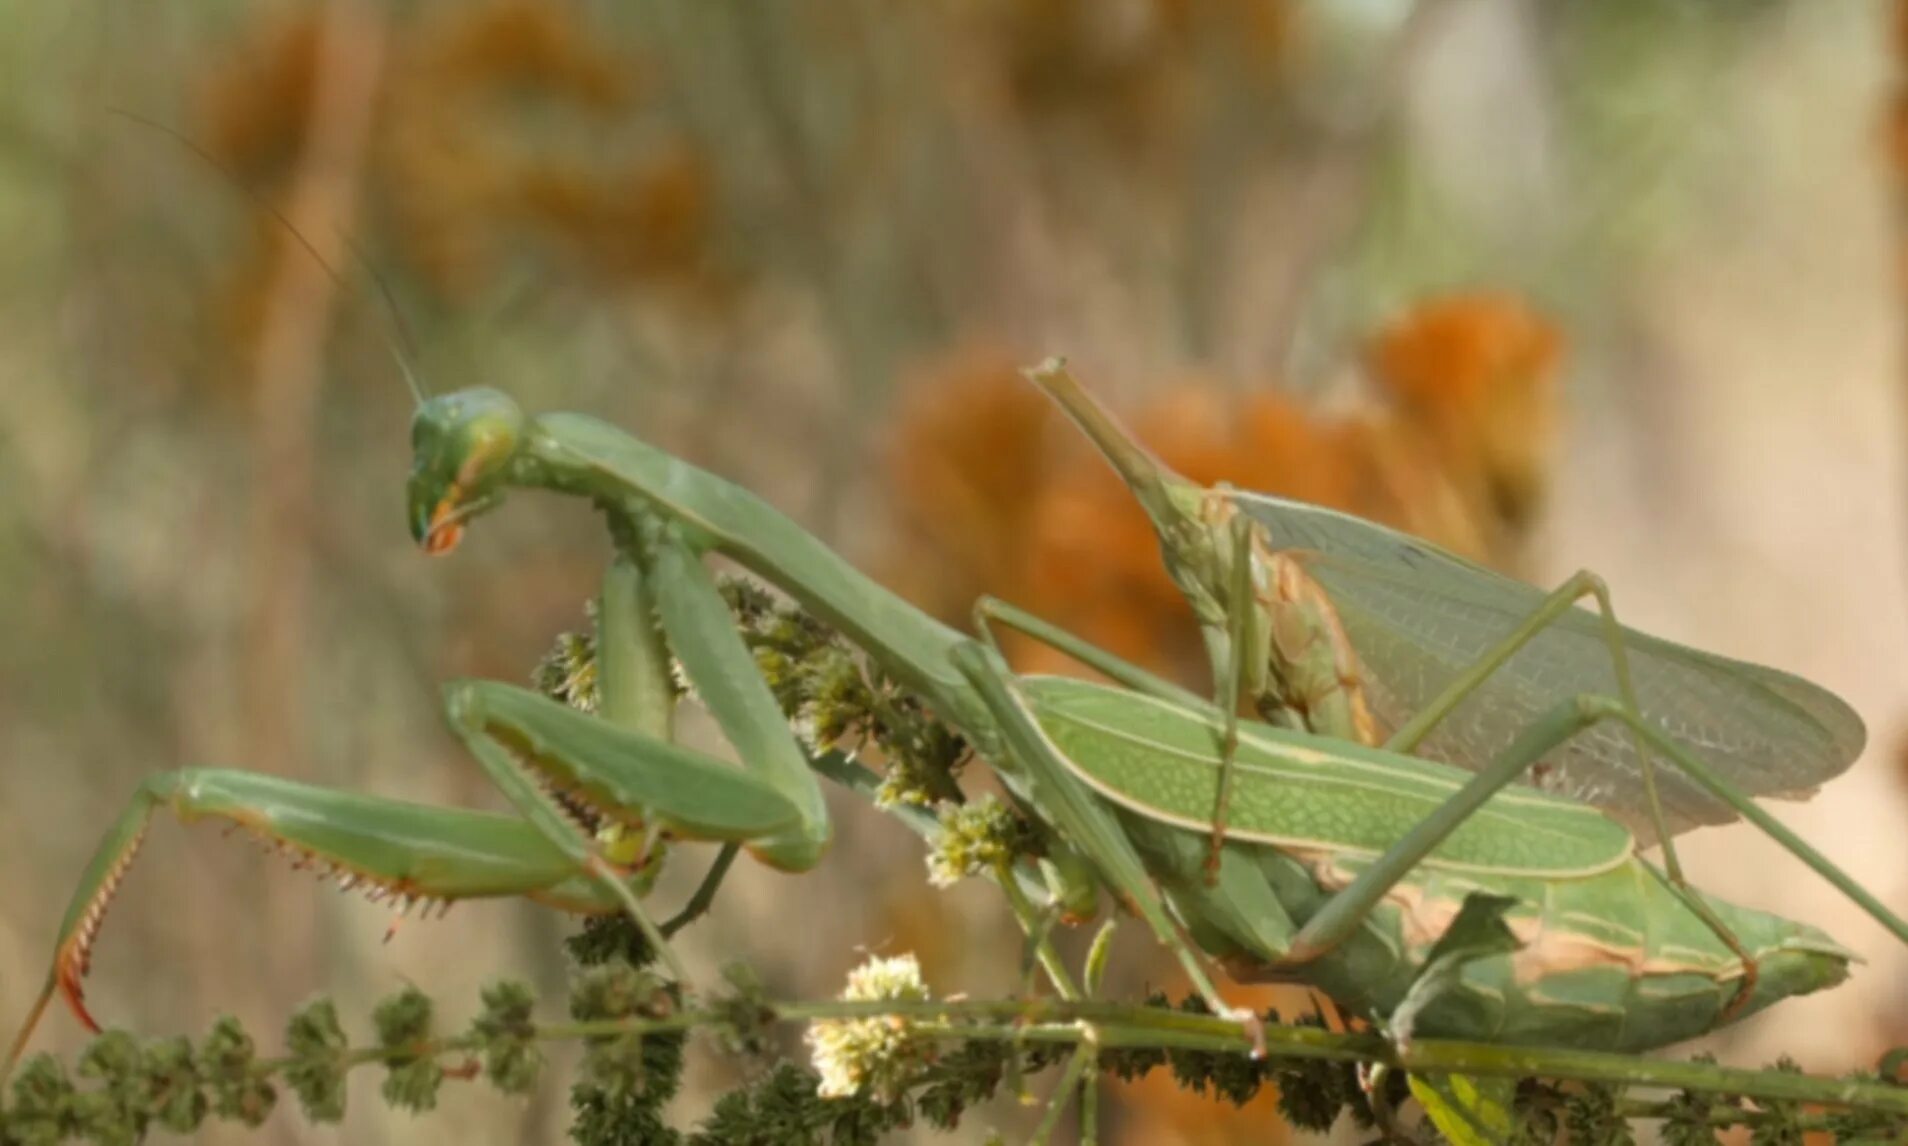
408,388,527,554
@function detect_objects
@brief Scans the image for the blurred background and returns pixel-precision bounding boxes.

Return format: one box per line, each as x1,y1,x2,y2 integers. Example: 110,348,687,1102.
2,1,1907,1141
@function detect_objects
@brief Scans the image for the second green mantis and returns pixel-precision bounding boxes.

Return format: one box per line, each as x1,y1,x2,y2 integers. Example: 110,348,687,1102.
1025,360,1871,915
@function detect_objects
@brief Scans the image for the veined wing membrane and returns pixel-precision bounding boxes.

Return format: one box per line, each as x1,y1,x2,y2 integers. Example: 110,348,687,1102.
1230,491,1866,843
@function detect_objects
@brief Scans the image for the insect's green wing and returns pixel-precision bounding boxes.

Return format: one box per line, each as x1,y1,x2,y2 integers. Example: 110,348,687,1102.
1021,676,1633,878
1230,491,1866,843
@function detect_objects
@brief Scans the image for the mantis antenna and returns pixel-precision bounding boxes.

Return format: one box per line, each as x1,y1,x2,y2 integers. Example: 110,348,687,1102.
106,106,431,407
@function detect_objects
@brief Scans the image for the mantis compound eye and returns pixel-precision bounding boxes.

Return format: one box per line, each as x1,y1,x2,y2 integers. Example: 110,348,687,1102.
407,388,525,551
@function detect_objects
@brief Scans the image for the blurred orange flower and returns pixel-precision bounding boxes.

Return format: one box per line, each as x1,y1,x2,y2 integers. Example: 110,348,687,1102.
190,0,721,372
882,293,1563,692
998,0,1289,142
880,349,1063,623
1366,292,1563,541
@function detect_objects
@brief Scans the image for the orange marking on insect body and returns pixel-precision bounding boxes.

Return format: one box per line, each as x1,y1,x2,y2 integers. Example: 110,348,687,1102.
1306,857,1738,990
52,821,152,1035
56,939,102,1034
424,496,465,554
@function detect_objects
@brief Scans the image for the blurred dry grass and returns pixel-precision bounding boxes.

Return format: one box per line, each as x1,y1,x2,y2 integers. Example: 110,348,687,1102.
1,2,1905,1143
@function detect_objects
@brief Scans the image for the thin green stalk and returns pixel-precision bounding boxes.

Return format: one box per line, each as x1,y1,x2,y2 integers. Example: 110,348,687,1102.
259,995,1906,1117
1027,1041,1093,1146
996,861,1082,1001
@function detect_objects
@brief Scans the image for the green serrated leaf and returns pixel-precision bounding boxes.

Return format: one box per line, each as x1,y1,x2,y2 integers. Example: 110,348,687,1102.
1563,1084,1633,1146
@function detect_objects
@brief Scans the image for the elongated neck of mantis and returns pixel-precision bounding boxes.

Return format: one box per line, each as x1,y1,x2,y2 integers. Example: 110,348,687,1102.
514,413,1000,741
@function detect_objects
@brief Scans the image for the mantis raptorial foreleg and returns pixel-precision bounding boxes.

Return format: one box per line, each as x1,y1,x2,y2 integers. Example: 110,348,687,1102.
635,521,833,870
598,540,676,740
4,773,631,1070
7,536,839,1068
436,517,833,923
443,683,753,983
436,525,829,981
1205,512,1268,882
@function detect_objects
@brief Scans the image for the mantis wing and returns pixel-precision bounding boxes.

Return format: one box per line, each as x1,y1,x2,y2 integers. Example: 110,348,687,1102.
1231,491,1866,843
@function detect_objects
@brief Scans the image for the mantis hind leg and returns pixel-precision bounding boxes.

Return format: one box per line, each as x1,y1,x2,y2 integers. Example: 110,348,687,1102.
1377,570,1673,867
1282,694,1908,1002
1277,566,1809,1017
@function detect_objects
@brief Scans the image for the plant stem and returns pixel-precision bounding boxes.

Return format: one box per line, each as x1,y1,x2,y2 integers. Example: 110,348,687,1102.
250,996,1908,1118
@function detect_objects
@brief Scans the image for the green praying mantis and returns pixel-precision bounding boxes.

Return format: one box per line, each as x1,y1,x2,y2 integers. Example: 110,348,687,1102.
9,366,1908,1089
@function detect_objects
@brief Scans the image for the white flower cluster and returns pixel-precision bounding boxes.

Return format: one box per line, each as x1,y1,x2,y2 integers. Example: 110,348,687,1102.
806,953,934,1100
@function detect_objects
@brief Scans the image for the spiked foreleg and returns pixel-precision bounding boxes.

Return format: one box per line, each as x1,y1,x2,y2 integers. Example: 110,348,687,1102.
6,770,624,1072
438,678,805,982
642,528,832,871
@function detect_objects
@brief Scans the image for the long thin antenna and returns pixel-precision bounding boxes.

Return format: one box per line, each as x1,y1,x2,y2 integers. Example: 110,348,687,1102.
107,107,430,406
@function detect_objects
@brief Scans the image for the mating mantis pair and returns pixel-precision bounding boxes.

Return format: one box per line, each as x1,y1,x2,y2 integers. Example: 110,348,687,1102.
8,363,1904,1079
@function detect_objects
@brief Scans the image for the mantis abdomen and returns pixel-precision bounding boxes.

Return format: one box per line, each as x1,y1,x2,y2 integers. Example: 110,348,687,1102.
1216,845,1848,1052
